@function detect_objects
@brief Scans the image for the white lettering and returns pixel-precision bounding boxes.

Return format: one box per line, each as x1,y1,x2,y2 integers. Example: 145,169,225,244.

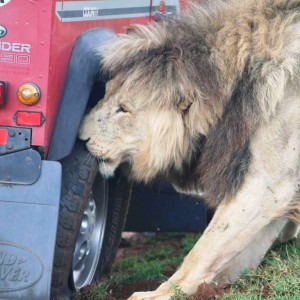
0,42,31,54
20,44,31,54
1,42,11,51
83,6,99,18
16,54,30,64
0,53,14,63
11,43,21,52
0,53,30,64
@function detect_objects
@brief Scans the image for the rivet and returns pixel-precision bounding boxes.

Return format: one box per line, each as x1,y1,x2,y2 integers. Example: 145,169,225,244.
6,143,13,150
8,130,15,137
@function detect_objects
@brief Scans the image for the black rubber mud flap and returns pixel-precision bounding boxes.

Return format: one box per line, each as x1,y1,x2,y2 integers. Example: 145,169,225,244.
0,161,61,300
0,149,41,184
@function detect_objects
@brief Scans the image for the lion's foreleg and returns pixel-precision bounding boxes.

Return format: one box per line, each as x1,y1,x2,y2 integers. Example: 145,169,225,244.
128,191,291,300
132,181,294,299
128,95,300,300
128,198,289,300
151,187,293,296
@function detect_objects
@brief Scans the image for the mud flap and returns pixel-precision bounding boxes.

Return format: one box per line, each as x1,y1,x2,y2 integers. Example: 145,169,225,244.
0,161,62,300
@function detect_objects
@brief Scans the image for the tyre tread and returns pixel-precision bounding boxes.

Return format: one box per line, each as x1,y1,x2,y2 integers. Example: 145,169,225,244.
51,144,97,297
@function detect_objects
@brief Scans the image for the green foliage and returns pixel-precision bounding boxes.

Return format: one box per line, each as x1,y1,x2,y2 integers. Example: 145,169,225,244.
90,234,197,298
181,233,200,255
74,283,109,300
223,239,300,300
90,233,300,300
112,246,182,284
89,284,109,299
168,283,189,300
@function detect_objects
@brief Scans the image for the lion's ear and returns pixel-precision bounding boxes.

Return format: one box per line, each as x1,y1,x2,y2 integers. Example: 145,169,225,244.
178,97,193,113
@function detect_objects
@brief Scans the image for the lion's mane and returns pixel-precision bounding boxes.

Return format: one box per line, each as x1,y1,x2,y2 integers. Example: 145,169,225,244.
99,0,300,206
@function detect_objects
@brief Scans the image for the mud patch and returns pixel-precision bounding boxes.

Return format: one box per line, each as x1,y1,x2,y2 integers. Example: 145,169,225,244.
102,282,228,300
75,233,230,300
189,283,228,300
105,280,161,299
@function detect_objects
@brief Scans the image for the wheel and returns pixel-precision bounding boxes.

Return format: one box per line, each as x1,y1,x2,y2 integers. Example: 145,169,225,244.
51,142,131,298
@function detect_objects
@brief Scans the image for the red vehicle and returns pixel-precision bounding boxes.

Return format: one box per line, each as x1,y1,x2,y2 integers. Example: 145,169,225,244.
0,1,206,299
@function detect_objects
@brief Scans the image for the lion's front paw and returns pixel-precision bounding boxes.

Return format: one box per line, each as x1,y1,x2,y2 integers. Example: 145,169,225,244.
128,291,170,300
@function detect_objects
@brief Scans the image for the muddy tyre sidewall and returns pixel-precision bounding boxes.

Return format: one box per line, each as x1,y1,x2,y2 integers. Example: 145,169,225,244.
51,142,131,298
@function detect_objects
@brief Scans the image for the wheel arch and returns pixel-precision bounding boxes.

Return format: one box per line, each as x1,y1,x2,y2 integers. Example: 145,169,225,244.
48,28,116,161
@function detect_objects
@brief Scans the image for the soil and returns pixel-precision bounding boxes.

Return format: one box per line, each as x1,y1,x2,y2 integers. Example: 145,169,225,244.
102,282,228,300
104,233,228,299
77,232,270,300
190,283,228,300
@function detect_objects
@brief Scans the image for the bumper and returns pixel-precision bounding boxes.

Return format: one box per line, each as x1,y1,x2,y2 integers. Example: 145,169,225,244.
0,160,61,300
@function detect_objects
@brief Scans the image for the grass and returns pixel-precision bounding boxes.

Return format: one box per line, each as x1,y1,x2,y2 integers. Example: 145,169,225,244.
223,238,300,300
85,233,199,299
169,284,189,300
82,233,300,299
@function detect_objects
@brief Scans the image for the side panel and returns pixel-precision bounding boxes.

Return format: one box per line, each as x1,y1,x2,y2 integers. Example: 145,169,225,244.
126,182,207,232
0,0,53,146
0,0,152,150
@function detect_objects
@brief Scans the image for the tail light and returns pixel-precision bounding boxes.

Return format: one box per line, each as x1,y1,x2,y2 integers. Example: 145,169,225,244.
14,111,45,127
0,128,8,145
0,81,8,107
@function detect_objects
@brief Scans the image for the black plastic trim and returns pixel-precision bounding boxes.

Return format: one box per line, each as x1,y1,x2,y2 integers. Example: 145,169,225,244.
0,126,31,155
48,28,116,161
0,149,41,185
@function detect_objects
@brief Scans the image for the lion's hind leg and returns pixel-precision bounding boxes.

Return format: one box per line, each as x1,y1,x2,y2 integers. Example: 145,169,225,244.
278,190,300,243
215,218,288,284
277,220,299,243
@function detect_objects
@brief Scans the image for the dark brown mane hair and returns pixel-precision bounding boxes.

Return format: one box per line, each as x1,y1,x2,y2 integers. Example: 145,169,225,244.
100,0,300,206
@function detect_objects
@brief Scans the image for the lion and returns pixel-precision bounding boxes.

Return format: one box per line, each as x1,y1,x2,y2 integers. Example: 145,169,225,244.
79,0,300,299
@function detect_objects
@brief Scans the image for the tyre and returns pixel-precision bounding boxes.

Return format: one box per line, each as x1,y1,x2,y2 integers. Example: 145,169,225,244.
51,142,131,298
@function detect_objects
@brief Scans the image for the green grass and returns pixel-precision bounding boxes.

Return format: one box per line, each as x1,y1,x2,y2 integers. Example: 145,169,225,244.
223,238,300,300
85,233,300,300
87,233,199,299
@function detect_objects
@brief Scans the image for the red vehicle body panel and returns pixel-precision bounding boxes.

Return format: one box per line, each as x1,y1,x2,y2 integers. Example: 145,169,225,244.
0,0,182,152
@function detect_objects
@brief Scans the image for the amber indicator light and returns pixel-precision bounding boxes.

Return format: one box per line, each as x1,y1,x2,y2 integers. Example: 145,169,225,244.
17,83,41,105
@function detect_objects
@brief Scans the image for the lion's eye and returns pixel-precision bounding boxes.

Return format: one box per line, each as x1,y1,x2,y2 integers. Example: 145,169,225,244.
116,105,128,113
183,103,192,113
178,97,193,114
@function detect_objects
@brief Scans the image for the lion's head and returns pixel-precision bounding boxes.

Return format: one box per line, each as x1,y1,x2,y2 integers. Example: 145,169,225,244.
79,77,197,181
80,0,294,206
79,8,227,184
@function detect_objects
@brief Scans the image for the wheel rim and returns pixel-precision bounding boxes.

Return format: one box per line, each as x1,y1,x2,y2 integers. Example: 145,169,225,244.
71,174,108,290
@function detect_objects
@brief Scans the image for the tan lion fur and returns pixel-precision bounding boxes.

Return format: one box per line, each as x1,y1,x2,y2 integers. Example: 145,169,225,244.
79,1,300,297
80,0,300,206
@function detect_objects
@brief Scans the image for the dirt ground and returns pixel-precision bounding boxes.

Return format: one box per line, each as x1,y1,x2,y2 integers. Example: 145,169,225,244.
102,283,227,300
77,232,297,300
101,233,228,300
